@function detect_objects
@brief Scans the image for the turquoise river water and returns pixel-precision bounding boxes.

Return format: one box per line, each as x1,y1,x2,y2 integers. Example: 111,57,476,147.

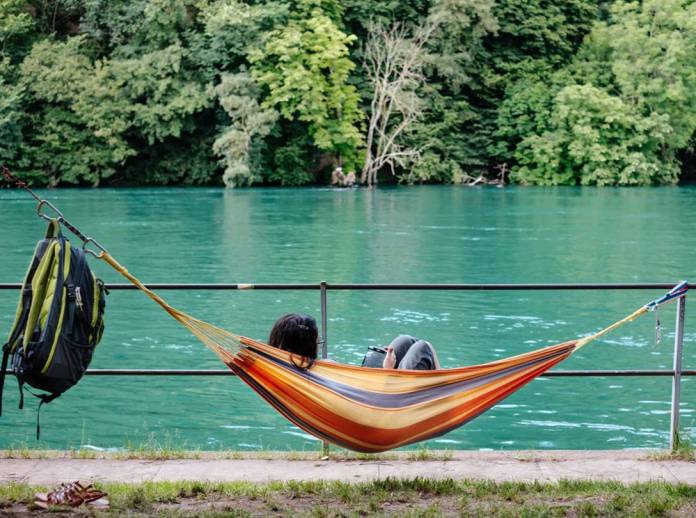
0,186,694,452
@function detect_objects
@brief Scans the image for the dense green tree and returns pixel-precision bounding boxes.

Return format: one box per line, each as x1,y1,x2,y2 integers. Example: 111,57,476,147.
267,131,314,185
2,0,695,187
79,44,208,145
512,84,676,186
482,0,597,73
187,0,288,83
213,72,277,187
36,1,213,185
250,0,364,173
18,37,130,185
80,0,150,52
404,0,497,183
121,119,218,185
469,0,599,175
81,0,192,56
493,24,616,165
505,0,696,186
16,33,209,185
0,58,24,166
0,0,36,62
608,0,696,150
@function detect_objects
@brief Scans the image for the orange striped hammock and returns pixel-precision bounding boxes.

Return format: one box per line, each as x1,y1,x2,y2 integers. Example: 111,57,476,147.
100,253,687,453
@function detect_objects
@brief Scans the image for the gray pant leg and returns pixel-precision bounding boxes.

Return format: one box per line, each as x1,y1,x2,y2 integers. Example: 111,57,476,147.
398,340,437,370
388,335,418,367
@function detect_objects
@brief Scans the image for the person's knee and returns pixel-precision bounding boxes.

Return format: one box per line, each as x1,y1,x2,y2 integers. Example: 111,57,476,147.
398,340,436,370
410,340,434,355
389,335,417,355
385,335,415,369
418,341,439,369
390,335,417,346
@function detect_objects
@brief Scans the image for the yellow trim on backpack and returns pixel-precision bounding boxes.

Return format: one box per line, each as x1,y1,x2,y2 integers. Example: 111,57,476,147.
6,241,42,351
91,273,99,328
41,290,65,374
40,241,71,374
38,247,61,330
24,242,58,350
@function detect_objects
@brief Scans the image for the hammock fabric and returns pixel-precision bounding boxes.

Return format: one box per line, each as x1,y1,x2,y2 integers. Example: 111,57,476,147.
99,253,687,453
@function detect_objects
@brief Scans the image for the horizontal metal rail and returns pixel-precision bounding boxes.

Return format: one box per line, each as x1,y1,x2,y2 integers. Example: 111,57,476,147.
0,282,688,290
60,369,696,376
0,280,690,451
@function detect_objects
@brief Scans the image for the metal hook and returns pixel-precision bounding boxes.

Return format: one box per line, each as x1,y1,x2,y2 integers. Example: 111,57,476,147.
6,166,109,258
82,237,108,258
36,200,64,222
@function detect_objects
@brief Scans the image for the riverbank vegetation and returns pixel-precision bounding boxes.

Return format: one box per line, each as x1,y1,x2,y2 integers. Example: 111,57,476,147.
2,478,696,516
1,0,696,187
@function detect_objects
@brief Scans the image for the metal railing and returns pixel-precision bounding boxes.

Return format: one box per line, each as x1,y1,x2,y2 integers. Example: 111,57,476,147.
0,282,690,450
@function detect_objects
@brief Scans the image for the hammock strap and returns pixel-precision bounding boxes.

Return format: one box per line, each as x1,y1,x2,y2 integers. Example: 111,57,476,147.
98,252,243,361
573,306,648,350
645,281,688,311
574,281,688,351
99,252,183,320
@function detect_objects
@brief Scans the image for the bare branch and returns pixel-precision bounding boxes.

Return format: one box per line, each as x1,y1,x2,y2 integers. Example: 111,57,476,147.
361,21,428,185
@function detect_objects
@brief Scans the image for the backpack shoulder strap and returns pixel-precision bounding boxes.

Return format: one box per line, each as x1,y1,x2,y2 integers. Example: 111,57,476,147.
0,348,8,416
4,238,53,352
32,237,69,371
0,224,57,416
45,219,62,239
23,388,60,440
22,229,68,354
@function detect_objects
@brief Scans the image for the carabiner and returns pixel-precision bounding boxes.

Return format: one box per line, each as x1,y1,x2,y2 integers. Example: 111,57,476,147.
36,200,64,222
82,237,108,258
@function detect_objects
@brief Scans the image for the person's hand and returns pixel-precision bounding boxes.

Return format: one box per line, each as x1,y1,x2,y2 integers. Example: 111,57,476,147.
383,346,396,369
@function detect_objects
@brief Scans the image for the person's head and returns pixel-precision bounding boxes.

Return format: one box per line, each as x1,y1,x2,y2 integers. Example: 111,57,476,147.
268,314,319,360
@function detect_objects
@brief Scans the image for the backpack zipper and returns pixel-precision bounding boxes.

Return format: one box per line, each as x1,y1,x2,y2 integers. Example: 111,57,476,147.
75,286,84,311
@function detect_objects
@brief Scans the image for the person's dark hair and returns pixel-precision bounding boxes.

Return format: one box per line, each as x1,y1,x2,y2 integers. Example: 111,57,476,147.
268,314,319,361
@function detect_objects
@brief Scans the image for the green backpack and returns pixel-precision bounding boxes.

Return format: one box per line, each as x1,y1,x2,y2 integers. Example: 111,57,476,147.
0,220,107,436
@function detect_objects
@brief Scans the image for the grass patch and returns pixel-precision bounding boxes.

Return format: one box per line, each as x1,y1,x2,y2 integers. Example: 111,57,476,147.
648,433,696,462
405,445,455,461
0,447,458,461
5,478,694,516
0,482,40,506
1,435,463,461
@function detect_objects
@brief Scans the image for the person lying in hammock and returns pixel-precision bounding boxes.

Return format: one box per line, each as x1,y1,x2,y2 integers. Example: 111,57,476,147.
268,313,319,361
382,335,440,370
268,314,439,370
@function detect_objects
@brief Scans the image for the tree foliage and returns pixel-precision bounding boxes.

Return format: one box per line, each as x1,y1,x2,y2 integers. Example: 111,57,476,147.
608,0,696,149
0,58,24,166
512,84,676,186
403,0,497,184
505,0,696,185
0,0,695,187
250,0,363,171
0,0,35,62
18,37,129,186
213,72,277,187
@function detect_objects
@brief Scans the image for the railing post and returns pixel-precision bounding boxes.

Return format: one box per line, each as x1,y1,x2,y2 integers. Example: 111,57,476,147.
670,295,686,451
320,281,329,457
320,281,328,360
